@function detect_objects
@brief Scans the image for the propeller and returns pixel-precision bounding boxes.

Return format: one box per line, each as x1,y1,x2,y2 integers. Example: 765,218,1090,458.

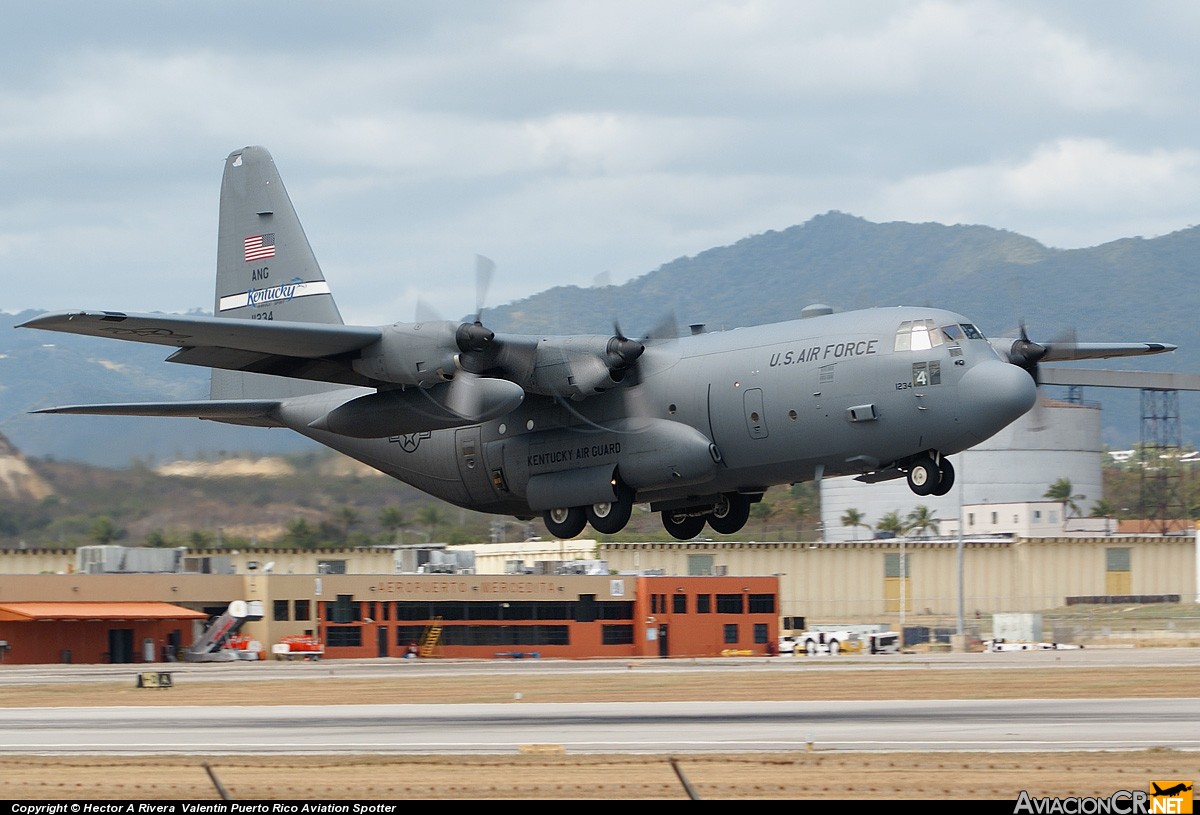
454,254,498,355
1008,321,1049,384
405,255,509,420
472,254,495,324
613,310,678,421
446,254,507,417
605,320,644,382
1003,322,1079,432
1004,322,1081,383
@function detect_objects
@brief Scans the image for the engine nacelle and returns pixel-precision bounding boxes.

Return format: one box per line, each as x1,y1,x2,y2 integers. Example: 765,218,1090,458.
524,336,632,399
612,419,720,489
352,322,462,387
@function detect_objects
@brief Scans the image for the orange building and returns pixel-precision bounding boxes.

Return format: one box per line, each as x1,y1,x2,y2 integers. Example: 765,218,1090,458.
0,572,780,664
309,574,780,660
0,601,207,664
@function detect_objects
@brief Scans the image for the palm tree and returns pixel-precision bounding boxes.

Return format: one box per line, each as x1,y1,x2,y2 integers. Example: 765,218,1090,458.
750,500,778,539
337,506,360,542
1089,498,1118,535
378,505,407,544
284,517,319,549
89,515,123,545
875,510,905,538
840,508,871,541
906,505,939,538
1044,477,1085,526
415,504,445,542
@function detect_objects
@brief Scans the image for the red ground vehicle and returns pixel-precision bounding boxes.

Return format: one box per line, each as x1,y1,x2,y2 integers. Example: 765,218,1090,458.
272,635,324,660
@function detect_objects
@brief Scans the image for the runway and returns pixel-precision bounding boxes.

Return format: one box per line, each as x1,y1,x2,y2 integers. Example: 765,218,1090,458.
2,698,1198,755
1,649,1197,756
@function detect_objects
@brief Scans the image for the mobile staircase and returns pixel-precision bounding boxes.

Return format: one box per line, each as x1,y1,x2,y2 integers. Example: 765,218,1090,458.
183,600,264,662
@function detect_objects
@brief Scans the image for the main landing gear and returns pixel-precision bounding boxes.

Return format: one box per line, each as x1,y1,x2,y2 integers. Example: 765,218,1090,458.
542,491,757,540
542,486,635,538
660,492,754,541
904,451,955,497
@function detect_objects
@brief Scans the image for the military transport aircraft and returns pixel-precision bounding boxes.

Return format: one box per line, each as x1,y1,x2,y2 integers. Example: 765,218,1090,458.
19,147,1177,540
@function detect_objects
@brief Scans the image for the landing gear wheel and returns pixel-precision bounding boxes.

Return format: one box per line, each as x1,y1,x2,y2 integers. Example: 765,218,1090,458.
543,506,586,539
587,495,633,534
906,455,938,496
707,493,751,535
662,510,706,540
930,457,956,496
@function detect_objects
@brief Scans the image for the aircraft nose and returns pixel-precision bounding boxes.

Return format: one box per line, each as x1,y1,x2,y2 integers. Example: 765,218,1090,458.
958,359,1037,440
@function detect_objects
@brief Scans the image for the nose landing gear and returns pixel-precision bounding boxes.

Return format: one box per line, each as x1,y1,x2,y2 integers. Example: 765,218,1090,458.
905,452,955,496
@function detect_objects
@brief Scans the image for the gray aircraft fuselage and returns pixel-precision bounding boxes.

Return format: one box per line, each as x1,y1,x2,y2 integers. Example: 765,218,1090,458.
274,305,1033,518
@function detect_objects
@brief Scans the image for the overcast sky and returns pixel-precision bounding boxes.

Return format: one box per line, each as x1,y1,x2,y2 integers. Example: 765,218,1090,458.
3,1,1199,326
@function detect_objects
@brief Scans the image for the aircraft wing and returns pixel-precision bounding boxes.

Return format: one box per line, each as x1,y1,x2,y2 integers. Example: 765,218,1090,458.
30,399,284,427
19,310,381,356
1042,342,1177,361
18,310,382,387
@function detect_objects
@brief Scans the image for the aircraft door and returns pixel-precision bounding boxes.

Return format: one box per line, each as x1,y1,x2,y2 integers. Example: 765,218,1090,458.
454,427,496,504
744,388,768,439
709,379,778,470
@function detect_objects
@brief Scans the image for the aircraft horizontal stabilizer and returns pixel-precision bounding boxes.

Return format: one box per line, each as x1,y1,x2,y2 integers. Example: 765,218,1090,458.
31,400,283,427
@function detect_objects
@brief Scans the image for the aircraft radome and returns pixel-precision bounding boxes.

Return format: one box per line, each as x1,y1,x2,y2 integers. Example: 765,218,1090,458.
19,147,1177,540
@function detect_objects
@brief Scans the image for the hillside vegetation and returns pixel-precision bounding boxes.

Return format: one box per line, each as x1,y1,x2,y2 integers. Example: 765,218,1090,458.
0,446,1189,551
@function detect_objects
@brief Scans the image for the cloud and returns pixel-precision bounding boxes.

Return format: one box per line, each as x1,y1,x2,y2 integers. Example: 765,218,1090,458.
0,1,1197,324
872,138,1200,247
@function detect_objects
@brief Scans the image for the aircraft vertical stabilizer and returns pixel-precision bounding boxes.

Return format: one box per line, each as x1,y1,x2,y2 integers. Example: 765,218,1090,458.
212,146,346,399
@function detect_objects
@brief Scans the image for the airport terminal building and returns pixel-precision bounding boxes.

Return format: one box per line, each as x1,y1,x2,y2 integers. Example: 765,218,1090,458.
0,561,780,664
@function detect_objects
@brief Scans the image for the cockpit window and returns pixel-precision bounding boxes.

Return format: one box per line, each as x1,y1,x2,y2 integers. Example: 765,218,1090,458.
939,323,986,343
894,319,945,352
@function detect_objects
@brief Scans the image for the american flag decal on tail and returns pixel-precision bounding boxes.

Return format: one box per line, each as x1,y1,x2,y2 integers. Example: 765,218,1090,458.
244,233,276,262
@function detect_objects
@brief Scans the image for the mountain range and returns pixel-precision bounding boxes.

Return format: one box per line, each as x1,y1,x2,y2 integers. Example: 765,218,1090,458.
3,211,1195,467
